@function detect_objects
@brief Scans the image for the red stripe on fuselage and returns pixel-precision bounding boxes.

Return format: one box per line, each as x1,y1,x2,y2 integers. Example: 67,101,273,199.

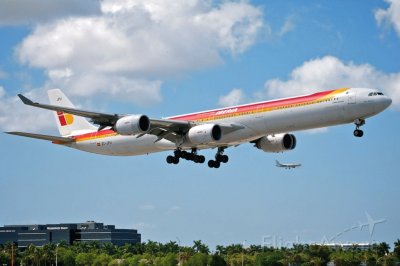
73,129,117,142
169,90,339,121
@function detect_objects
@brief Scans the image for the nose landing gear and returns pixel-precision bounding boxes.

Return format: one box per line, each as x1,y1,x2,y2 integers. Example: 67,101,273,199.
353,118,365,137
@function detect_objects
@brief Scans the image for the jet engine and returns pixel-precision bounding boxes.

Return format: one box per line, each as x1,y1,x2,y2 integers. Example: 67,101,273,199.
114,115,150,135
255,133,296,153
187,124,222,145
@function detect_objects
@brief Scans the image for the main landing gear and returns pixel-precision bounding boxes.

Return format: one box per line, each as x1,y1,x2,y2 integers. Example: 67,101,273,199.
353,118,365,137
208,147,229,169
166,147,229,168
166,149,206,165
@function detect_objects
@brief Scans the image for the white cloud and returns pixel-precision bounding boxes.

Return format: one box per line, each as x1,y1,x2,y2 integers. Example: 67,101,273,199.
0,0,100,25
4,0,263,132
263,56,400,108
194,1,263,54
16,0,263,105
375,0,400,37
218,88,246,107
278,16,296,37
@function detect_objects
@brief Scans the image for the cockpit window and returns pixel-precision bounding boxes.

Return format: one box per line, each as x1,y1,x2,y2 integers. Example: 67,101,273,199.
368,92,384,96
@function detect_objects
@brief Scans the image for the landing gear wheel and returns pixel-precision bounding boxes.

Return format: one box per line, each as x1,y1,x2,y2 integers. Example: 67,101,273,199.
353,129,364,137
216,154,223,162
174,150,182,158
173,157,179,164
208,160,220,168
353,119,365,138
221,155,229,163
208,160,215,168
166,155,175,164
196,155,205,164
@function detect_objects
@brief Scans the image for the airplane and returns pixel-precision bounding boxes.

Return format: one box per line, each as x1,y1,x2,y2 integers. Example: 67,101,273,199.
275,160,301,169
5,87,392,168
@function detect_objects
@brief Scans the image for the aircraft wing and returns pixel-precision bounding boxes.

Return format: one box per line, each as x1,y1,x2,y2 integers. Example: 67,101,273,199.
17,94,245,143
18,94,121,128
6,132,74,144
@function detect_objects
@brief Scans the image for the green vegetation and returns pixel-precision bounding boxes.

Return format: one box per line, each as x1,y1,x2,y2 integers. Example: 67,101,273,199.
1,239,400,266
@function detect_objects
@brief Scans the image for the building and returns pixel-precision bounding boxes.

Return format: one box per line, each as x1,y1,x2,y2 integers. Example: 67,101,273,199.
0,221,141,248
322,243,373,251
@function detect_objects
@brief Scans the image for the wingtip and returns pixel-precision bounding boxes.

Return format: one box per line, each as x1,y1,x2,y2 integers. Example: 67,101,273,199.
17,94,34,105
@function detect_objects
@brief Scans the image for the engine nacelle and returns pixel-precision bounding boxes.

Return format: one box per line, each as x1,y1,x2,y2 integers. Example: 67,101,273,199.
187,124,222,145
114,115,150,135
255,133,297,153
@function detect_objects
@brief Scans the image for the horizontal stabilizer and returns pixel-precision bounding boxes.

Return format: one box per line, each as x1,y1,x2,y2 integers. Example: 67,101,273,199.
6,131,74,144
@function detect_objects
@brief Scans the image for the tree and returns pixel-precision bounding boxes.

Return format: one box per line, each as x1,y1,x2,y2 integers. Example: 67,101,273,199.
227,253,254,266
102,242,117,255
192,240,209,254
42,243,56,265
0,252,11,265
330,251,362,266
145,240,160,255
394,239,400,258
57,247,76,266
305,245,332,265
160,253,178,266
249,245,263,255
225,244,243,255
210,254,227,266
75,252,96,265
162,241,179,254
216,245,226,255
376,242,390,257
377,254,399,266
185,253,209,266
255,251,284,266
92,253,112,266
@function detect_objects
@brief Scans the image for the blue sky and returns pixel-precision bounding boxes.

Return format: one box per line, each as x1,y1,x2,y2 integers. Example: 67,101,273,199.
1,0,400,249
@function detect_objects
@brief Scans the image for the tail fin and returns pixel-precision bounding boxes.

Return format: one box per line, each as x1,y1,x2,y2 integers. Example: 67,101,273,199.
48,89,97,136
275,160,280,166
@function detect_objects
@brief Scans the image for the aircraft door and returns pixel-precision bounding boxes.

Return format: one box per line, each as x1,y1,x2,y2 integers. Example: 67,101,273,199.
348,91,356,104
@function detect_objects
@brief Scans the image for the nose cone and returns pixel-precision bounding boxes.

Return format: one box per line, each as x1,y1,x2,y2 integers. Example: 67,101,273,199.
376,95,392,113
383,96,392,109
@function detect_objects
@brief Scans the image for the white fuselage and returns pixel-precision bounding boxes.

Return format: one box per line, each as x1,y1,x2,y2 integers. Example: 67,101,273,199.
66,88,392,156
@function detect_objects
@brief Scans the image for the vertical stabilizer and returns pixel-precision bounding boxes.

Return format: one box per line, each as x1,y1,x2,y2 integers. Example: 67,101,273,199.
48,89,97,136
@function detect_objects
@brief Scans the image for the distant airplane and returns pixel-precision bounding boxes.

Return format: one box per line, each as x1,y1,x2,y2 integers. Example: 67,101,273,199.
275,160,301,169
6,88,391,168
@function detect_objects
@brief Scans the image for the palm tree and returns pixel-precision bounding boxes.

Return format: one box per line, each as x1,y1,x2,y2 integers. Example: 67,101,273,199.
145,240,160,255
163,241,179,253
216,245,226,255
102,242,116,255
376,242,390,257
193,240,209,254
249,245,262,255
394,239,400,258
42,243,55,265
